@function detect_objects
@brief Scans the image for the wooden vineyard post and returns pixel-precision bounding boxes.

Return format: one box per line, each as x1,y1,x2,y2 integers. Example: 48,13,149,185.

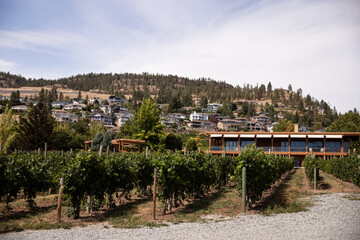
314,168,317,191
57,178,64,223
106,145,110,156
146,146,149,157
153,168,157,220
0,143,2,152
241,166,246,213
44,143,47,157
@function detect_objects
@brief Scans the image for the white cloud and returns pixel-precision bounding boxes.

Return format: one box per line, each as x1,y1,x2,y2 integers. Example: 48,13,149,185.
0,30,84,55
1,0,359,112
100,0,360,112
0,59,16,71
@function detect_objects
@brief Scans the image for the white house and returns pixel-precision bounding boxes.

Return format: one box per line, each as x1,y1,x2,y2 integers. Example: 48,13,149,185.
190,111,208,121
63,103,86,111
116,112,133,127
10,105,28,111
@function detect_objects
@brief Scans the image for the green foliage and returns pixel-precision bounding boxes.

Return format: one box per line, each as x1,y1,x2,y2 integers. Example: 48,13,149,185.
16,100,55,150
273,119,294,132
304,155,320,182
120,98,164,149
164,133,182,151
0,105,18,149
185,138,198,151
91,131,116,151
327,111,360,132
233,146,293,203
63,152,106,218
318,154,360,187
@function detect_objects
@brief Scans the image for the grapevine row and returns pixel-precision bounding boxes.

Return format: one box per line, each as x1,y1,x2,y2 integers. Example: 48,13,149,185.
0,147,293,218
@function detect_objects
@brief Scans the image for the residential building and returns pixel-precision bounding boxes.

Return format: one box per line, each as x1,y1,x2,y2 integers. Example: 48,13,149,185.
51,101,68,108
90,97,101,104
253,115,272,126
116,112,133,127
217,119,242,131
64,103,86,110
52,110,79,122
168,113,186,122
100,105,113,115
108,96,126,105
89,112,112,126
190,111,208,121
247,121,265,131
206,132,360,167
10,105,28,111
187,121,216,130
206,103,222,113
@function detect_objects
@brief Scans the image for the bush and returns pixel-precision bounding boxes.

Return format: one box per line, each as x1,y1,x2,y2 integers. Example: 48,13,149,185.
164,133,182,152
185,138,197,151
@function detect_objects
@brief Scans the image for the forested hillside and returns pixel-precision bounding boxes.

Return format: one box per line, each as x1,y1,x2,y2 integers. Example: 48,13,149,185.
0,71,339,128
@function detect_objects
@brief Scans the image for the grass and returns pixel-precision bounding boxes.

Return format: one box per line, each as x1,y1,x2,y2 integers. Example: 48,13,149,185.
109,210,167,228
343,195,360,201
261,169,312,215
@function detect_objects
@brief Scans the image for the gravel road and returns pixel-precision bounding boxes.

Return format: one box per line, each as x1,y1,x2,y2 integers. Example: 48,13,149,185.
2,193,360,240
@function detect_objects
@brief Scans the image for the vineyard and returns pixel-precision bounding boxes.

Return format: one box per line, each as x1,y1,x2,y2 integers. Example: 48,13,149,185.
0,146,293,220
304,154,360,188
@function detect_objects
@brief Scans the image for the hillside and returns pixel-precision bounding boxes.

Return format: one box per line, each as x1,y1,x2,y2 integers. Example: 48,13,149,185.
0,71,338,129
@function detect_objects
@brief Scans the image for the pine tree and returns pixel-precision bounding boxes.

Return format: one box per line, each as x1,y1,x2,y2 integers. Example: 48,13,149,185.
16,99,55,150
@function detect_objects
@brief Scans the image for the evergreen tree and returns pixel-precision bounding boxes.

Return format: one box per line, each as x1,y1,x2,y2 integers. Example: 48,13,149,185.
200,95,208,108
16,99,55,150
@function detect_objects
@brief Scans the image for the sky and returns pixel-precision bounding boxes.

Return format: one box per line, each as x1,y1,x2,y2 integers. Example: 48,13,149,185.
0,0,359,113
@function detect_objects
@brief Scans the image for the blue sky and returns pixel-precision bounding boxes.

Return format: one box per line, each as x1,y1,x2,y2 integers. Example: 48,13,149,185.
0,0,359,113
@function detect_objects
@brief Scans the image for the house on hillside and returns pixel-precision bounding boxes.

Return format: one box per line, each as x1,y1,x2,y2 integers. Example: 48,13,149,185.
247,121,265,132
108,96,126,105
190,111,209,121
52,110,79,122
205,103,222,113
11,105,28,112
89,112,112,126
115,112,133,127
187,120,216,130
253,115,272,126
64,103,86,110
217,119,243,131
51,101,68,108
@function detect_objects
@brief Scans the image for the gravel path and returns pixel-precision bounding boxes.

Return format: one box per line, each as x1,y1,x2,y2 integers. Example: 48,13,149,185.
2,193,360,240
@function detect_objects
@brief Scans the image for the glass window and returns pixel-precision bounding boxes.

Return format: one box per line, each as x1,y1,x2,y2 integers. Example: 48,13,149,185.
211,138,223,151
257,139,272,152
325,140,341,153
225,139,238,151
290,139,306,152
241,139,255,149
308,140,324,152
273,139,289,152
343,141,350,153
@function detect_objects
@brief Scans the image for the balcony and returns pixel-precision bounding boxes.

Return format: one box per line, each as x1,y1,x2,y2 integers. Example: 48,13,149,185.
290,147,306,152
273,146,289,152
225,146,239,152
325,147,341,153
211,146,223,151
257,146,272,152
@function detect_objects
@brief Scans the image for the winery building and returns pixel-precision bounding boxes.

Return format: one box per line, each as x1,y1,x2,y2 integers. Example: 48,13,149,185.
206,132,360,167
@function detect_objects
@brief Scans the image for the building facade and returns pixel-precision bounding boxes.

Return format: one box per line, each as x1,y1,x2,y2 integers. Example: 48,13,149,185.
206,132,360,167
